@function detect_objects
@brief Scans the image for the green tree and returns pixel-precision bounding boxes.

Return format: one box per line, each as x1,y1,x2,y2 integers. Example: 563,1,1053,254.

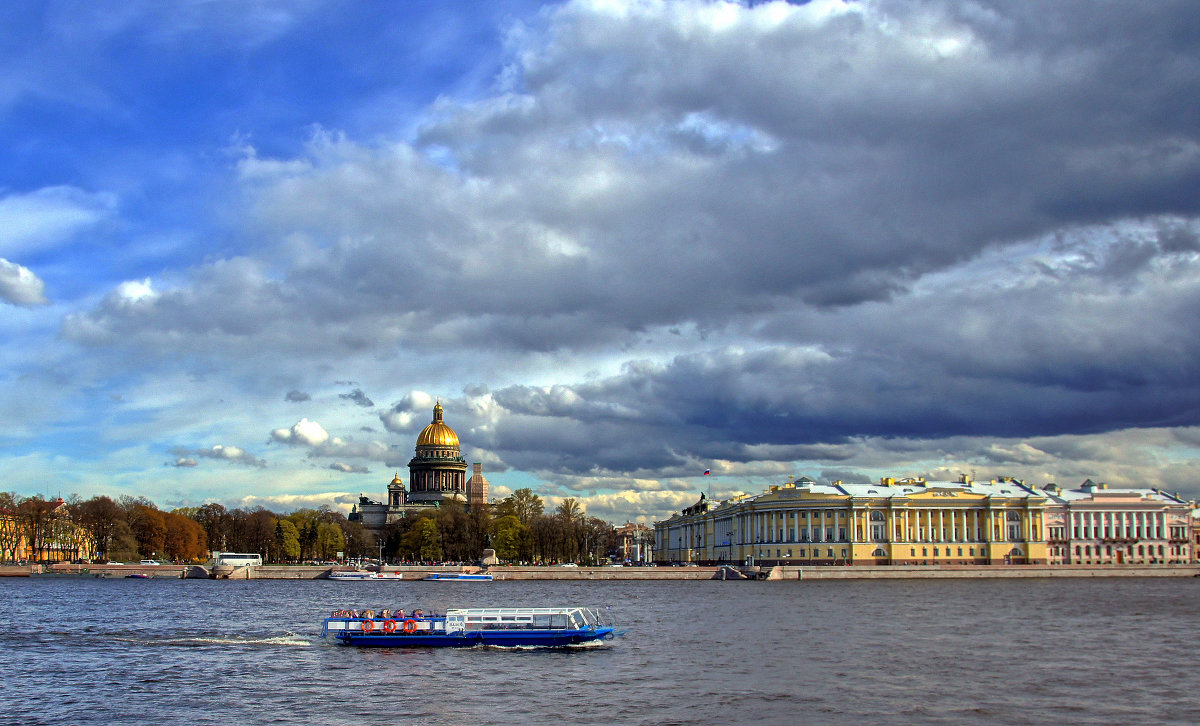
275,519,301,562
417,518,442,561
495,488,544,525
316,522,345,561
492,515,530,562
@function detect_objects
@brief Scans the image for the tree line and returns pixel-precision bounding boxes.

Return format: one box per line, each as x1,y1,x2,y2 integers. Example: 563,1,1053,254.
1,488,625,565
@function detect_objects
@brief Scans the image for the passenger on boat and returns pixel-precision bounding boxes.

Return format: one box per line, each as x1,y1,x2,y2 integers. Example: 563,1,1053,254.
412,609,424,619
380,609,391,618
395,609,405,619
362,609,375,619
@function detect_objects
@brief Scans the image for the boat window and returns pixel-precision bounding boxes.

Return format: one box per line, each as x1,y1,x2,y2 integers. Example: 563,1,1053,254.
533,614,553,628
550,614,568,629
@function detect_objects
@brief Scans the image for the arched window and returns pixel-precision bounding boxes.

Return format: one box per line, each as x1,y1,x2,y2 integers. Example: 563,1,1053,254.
870,511,885,521
872,548,887,558
1008,547,1023,557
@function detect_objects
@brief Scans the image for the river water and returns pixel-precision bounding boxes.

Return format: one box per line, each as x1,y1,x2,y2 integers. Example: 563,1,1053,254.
3,576,1199,725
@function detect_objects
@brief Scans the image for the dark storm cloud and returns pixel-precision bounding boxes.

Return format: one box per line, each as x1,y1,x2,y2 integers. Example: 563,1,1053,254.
339,388,374,407
52,1,1200,504
64,1,1200,361
285,390,310,402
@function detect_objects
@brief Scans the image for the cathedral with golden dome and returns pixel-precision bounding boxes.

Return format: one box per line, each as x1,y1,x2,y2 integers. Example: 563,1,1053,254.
349,402,489,529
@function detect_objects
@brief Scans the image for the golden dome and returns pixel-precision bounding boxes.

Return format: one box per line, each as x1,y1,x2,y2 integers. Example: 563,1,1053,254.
416,401,460,448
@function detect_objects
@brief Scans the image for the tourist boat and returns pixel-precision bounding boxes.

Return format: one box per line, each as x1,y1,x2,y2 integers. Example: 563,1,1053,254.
422,572,492,581
322,607,617,648
327,570,404,581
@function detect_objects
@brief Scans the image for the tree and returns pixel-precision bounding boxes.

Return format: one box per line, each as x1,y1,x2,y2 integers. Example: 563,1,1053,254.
316,522,345,561
495,488,544,525
16,496,62,562
492,515,531,562
163,511,208,562
416,518,443,562
0,492,24,562
127,504,167,559
73,496,125,562
275,519,301,562
192,503,231,553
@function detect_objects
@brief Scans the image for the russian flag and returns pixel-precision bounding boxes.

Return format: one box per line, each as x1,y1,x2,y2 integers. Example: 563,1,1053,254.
703,469,711,475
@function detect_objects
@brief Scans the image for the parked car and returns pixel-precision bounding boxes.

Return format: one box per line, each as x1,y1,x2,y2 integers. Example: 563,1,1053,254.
140,559,161,566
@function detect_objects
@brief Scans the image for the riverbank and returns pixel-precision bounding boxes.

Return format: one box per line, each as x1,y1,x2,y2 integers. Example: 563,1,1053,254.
24,562,1200,580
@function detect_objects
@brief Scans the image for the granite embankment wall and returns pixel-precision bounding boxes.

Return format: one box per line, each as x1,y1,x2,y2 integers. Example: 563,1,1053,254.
19,563,1200,580
772,564,1200,580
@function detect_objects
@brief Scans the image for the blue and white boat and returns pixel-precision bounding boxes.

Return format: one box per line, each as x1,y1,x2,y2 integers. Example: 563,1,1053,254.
322,606,617,648
422,572,492,581
328,570,404,581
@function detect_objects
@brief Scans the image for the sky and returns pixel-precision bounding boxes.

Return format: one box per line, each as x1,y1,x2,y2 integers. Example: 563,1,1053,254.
3,0,1200,524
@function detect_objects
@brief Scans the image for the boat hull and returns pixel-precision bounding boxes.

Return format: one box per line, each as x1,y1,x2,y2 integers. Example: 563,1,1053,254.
328,572,404,580
422,573,492,581
334,627,614,648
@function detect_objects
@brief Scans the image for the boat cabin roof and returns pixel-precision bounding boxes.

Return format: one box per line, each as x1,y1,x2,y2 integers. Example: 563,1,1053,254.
445,607,589,617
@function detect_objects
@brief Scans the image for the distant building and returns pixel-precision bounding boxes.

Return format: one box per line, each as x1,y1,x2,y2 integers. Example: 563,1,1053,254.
614,522,654,563
1041,480,1193,565
0,498,95,563
654,475,1049,566
349,402,489,531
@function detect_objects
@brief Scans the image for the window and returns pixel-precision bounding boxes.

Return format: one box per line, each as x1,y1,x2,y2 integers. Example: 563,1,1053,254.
872,548,887,557
957,547,963,557
933,547,939,556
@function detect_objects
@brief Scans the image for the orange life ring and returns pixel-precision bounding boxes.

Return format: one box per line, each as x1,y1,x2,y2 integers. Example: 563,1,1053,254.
402,619,418,634
361,619,375,633
383,619,397,634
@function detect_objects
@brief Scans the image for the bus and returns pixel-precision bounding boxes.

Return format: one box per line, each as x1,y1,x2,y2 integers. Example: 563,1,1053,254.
213,552,263,567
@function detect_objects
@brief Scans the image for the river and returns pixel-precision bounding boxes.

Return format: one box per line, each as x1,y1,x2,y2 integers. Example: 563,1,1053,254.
3,576,1198,725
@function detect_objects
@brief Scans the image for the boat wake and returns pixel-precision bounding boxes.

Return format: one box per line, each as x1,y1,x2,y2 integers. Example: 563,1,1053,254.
116,633,312,647
478,639,610,651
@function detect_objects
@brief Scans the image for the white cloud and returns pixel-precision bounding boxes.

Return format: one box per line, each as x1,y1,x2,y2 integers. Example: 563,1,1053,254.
169,444,266,468
0,186,116,257
271,418,330,447
0,258,48,306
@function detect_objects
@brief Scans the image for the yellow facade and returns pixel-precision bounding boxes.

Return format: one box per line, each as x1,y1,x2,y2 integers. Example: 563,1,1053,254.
0,506,96,564
655,476,1048,566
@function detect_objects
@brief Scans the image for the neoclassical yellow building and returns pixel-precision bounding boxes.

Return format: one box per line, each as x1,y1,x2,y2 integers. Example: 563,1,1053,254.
655,475,1048,566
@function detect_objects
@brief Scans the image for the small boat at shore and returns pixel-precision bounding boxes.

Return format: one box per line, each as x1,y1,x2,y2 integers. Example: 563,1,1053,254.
322,606,617,648
328,570,404,581
422,572,492,581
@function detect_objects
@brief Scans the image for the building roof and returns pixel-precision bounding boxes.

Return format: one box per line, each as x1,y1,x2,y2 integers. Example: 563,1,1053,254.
416,401,460,448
